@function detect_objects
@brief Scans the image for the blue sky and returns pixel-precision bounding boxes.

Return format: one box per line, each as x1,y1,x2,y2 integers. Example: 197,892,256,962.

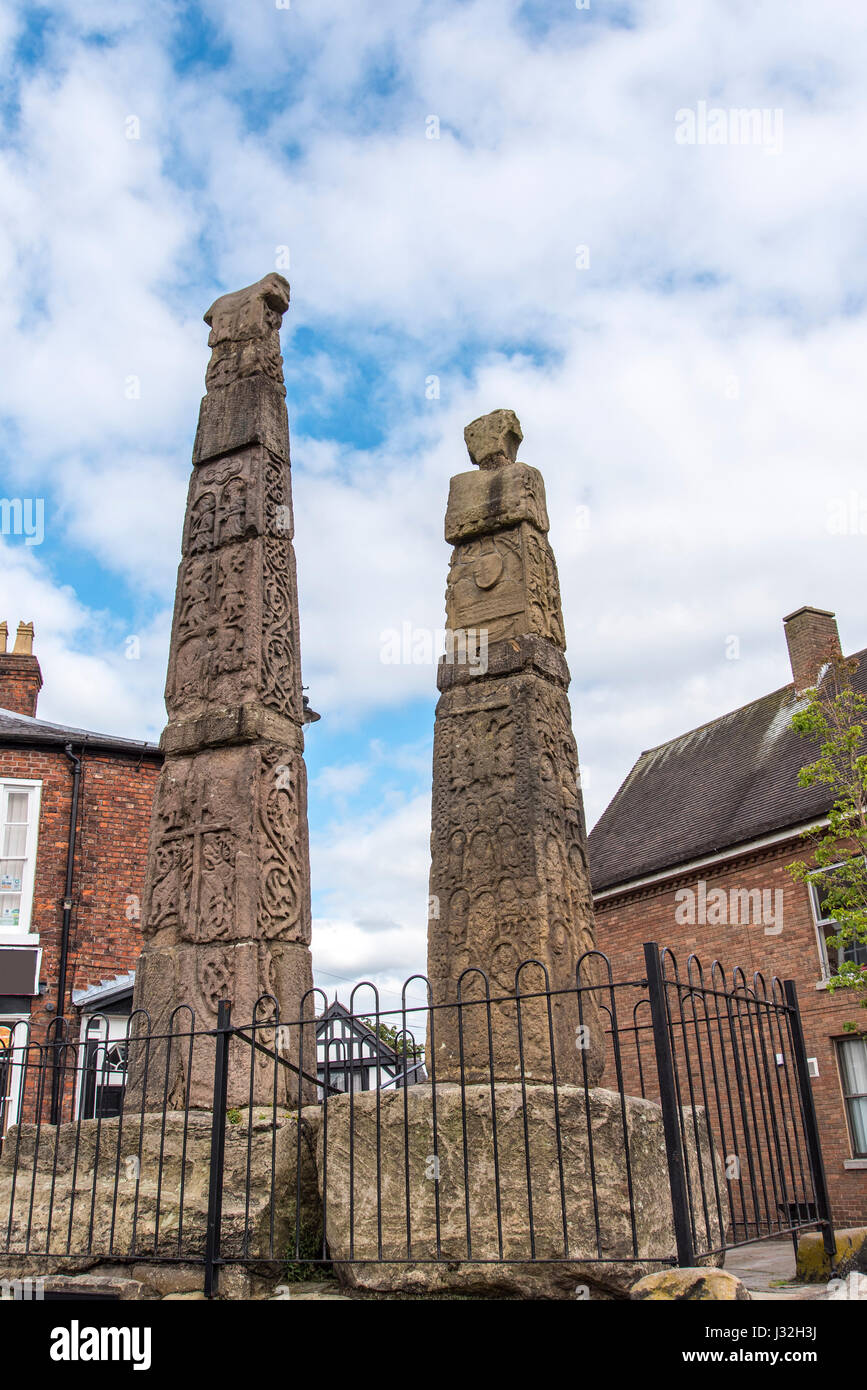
2,0,867,1004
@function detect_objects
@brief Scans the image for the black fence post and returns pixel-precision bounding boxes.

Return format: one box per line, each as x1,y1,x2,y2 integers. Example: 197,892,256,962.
204,999,232,1299
48,1017,69,1128
782,980,835,1260
643,942,696,1268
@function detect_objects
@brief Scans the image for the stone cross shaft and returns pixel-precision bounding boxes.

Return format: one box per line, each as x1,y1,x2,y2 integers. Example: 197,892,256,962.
130,274,315,1107
426,410,605,1085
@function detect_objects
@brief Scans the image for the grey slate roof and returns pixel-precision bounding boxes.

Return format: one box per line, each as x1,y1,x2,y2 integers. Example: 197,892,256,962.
72,972,136,1011
0,706,160,758
587,649,867,894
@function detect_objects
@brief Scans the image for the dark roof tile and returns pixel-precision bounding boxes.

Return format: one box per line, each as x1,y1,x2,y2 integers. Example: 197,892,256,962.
587,650,867,892
0,706,160,758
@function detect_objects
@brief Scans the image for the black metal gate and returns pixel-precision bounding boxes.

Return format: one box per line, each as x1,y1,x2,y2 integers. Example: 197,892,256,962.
0,942,836,1296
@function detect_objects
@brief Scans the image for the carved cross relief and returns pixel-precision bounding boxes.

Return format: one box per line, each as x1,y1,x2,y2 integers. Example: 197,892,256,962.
145,762,253,944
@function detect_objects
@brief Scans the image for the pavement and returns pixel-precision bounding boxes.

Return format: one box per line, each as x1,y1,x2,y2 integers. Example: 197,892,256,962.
725,1239,829,1300
268,1244,847,1301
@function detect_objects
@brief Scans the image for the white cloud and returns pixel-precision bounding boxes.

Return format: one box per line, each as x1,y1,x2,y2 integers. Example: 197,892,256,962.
0,537,170,741
310,788,431,995
57,454,187,594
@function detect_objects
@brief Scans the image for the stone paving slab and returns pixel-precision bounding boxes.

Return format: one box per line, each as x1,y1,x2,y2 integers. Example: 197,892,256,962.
725,1239,830,1300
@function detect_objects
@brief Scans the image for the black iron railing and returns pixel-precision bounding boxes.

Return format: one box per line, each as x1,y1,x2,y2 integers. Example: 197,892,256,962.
0,943,835,1295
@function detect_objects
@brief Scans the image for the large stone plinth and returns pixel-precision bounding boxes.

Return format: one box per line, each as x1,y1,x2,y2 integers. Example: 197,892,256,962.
0,1109,320,1266
311,1083,725,1299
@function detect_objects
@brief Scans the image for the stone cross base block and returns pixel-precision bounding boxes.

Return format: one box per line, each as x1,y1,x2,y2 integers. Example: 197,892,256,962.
0,1109,320,1269
309,1083,725,1300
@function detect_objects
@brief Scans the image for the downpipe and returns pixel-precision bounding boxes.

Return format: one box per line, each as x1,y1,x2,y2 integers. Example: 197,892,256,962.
49,744,82,1125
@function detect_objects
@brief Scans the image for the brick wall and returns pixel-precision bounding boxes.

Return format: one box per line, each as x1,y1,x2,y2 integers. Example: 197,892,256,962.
593,840,867,1226
0,744,160,1040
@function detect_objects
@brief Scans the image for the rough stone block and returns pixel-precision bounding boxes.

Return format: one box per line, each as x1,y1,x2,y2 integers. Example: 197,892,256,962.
630,1268,750,1300
463,409,523,470
797,1226,867,1282
193,376,290,465
311,1084,725,1299
0,1108,321,1266
131,1262,204,1296
445,463,549,544
39,1274,156,1300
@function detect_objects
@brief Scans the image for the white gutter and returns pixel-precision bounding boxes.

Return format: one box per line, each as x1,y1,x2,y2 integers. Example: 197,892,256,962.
592,816,831,903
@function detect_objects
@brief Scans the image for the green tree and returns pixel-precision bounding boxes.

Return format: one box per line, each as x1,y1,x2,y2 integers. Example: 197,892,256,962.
360,1018,425,1058
788,656,867,1031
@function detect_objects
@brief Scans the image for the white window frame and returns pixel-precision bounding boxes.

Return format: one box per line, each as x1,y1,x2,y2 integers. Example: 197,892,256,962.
0,779,42,940
74,1013,130,1121
836,1035,867,1160
808,859,867,981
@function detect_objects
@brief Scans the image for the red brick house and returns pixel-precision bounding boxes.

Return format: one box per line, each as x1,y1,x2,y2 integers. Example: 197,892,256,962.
0,621,161,1129
588,606,867,1226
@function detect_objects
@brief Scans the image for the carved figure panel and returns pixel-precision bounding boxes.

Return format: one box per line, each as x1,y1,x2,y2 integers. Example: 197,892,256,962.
168,542,259,717
446,531,525,639
427,656,602,1082
446,524,565,648
188,491,217,555
182,451,268,556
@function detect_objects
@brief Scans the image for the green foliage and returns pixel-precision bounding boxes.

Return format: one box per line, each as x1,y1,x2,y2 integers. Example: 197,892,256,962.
359,1018,425,1058
226,1107,242,1125
788,656,867,1029
283,1220,332,1283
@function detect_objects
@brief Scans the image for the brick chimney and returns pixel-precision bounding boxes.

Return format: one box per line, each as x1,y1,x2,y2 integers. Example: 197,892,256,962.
0,621,43,717
783,606,842,693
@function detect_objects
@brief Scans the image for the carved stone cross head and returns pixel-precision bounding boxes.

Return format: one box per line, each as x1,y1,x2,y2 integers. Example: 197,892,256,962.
464,409,523,470
204,273,291,345
202,273,292,393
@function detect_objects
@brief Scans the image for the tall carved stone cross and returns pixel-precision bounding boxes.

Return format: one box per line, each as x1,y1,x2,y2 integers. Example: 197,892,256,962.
426,410,605,1085
131,274,315,1106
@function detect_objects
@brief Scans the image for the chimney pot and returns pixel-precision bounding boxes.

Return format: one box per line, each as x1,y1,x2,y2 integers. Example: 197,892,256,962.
0,621,7,655
12,621,34,656
783,606,842,693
